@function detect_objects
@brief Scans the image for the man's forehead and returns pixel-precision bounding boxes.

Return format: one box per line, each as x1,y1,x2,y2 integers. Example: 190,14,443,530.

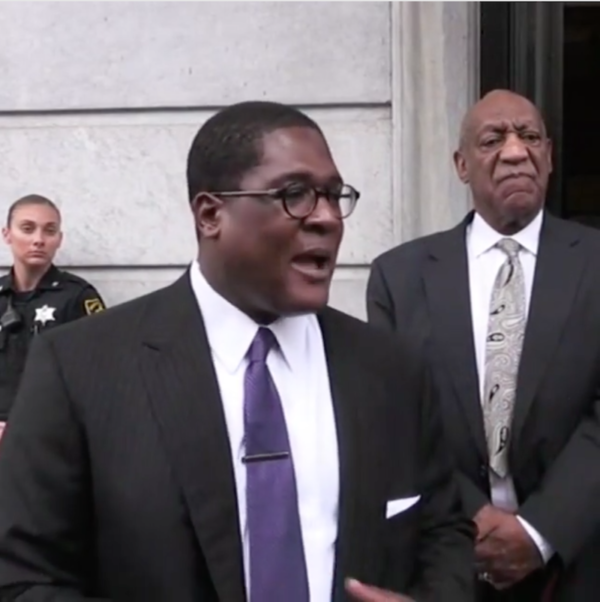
253,126,339,181
261,126,330,157
467,91,543,131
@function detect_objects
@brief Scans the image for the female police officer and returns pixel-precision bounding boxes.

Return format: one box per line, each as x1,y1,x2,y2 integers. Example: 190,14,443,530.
0,194,106,425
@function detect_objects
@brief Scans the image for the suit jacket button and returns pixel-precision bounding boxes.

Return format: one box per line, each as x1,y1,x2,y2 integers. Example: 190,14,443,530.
479,464,488,478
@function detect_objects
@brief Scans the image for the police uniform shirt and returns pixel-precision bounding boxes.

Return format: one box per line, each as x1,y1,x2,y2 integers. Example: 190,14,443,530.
0,264,105,419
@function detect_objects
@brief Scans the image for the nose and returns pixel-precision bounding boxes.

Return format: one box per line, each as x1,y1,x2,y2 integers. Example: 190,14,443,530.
305,194,343,231
500,133,528,164
32,229,45,246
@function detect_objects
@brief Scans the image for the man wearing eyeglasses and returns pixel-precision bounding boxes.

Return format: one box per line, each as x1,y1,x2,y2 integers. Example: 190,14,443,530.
0,101,474,602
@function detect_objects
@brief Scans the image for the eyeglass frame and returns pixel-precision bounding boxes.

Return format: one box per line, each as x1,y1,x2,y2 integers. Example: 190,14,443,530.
205,183,360,220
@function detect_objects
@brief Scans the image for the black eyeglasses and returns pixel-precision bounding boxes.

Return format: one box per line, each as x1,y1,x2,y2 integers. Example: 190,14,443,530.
211,183,360,219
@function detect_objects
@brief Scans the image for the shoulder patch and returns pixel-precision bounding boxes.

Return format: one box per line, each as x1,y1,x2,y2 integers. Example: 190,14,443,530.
84,298,105,315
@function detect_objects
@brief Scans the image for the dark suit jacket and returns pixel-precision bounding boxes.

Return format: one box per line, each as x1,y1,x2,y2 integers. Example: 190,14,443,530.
0,271,474,602
367,211,600,600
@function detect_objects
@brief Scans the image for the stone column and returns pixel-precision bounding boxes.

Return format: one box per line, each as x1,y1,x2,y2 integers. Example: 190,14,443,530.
390,1,480,244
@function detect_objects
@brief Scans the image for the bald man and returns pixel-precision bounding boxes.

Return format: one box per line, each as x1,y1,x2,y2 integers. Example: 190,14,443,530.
366,90,600,601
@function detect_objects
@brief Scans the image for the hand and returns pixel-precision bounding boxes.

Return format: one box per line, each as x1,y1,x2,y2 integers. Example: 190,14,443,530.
0,421,5,440
475,508,543,590
474,504,510,542
345,578,414,601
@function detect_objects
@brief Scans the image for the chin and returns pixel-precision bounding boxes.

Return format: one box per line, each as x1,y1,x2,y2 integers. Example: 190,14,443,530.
503,190,541,210
280,286,331,317
502,194,542,220
23,257,50,268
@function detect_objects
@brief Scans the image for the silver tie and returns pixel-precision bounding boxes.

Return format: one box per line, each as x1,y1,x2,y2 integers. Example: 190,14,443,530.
483,238,526,478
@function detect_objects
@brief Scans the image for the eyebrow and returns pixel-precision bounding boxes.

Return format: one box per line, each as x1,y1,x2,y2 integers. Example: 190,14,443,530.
479,119,540,133
268,170,343,188
17,219,59,227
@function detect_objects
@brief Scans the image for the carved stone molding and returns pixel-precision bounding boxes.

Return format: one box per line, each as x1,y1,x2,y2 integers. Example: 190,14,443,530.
390,1,480,243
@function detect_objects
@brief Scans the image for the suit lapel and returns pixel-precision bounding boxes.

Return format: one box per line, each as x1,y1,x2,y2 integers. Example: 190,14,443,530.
138,274,246,602
423,215,488,458
511,214,587,447
319,309,384,600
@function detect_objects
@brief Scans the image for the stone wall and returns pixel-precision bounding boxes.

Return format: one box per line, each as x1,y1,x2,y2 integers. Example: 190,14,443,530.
0,2,479,319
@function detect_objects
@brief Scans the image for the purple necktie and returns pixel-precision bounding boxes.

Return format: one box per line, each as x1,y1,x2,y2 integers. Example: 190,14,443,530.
244,327,309,602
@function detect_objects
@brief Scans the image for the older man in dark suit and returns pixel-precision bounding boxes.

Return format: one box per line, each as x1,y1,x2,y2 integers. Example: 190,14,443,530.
367,90,600,601
0,101,473,602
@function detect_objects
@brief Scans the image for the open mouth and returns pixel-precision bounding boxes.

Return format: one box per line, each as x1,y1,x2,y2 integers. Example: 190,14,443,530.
291,249,333,280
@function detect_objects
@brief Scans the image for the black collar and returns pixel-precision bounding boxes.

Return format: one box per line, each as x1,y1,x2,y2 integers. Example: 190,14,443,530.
0,264,62,295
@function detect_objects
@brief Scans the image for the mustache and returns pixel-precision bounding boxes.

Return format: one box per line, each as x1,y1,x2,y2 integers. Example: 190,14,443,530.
497,172,535,183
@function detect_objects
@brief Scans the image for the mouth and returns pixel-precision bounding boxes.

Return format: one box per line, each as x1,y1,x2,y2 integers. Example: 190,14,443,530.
499,173,534,183
290,249,334,282
498,173,536,194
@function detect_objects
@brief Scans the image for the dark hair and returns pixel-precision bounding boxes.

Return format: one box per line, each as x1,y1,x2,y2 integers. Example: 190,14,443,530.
186,101,323,202
6,194,61,226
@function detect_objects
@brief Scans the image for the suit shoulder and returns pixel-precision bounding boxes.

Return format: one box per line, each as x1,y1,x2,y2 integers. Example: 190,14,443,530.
371,227,456,271
56,270,103,295
42,283,171,346
570,220,600,245
548,215,600,248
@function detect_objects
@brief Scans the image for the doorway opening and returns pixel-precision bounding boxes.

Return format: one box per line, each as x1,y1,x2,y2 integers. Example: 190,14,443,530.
563,3,600,226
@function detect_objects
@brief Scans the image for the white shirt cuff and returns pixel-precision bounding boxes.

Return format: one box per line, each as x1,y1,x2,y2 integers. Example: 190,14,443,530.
516,515,554,563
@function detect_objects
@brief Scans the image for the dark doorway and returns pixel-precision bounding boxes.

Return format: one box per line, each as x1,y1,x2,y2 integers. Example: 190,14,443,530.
563,3,600,227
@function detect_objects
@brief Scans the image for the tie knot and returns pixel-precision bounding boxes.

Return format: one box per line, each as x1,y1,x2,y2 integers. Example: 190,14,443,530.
496,238,520,259
247,327,277,363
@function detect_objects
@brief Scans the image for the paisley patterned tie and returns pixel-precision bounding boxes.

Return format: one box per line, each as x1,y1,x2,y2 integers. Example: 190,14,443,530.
483,238,526,478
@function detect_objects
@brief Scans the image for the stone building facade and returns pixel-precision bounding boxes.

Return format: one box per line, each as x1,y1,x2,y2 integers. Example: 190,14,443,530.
0,2,479,319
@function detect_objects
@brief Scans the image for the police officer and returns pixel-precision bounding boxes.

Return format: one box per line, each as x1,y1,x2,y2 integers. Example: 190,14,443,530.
0,194,106,424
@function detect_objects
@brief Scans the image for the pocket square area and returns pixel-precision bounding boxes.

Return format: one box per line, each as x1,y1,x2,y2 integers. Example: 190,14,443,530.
386,495,421,518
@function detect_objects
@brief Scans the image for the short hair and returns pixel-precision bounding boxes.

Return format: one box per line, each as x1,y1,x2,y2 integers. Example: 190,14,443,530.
6,194,61,226
186,100,323,202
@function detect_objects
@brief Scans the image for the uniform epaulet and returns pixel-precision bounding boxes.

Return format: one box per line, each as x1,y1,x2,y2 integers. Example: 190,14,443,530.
59,270,92,289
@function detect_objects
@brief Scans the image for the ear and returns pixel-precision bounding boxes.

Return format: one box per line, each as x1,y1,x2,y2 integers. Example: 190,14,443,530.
56,230,64,248
191,192,224,239
453,149,470,184
2,227,10,246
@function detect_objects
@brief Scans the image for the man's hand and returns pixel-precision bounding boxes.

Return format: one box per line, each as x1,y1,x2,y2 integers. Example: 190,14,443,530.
345,578,414,601
474,504,509,542
475,506,543,590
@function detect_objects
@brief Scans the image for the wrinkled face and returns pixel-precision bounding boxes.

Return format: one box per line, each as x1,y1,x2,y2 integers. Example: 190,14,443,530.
2,204,63,269
454,93,553,232
194,126,345,321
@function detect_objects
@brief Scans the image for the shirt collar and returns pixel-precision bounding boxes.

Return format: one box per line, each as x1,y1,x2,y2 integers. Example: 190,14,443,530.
468,210,544,258
189,260,312,374
0,264,62,295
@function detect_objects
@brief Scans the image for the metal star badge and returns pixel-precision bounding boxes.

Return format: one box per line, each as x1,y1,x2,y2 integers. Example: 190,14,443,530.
34,305,56,326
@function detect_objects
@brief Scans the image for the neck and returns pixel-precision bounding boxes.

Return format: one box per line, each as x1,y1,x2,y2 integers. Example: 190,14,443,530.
197,253,279,326
477,208,540,236
12,263,49,292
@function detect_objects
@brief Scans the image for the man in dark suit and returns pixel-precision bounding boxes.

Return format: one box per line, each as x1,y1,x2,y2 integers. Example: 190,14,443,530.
0,101,473,602
367,89,600,601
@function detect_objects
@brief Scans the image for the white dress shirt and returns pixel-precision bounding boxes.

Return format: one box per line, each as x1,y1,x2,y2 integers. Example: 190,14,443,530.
190,261,339,600
466,211,553,563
